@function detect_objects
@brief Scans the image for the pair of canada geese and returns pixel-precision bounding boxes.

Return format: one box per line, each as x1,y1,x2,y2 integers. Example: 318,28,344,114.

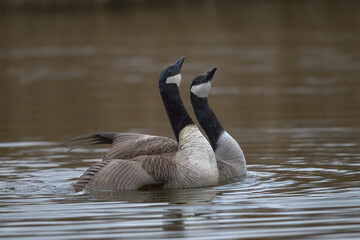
65,56,247,192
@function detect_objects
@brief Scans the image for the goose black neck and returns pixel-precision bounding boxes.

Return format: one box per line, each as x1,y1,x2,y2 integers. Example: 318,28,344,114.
191,93,224,150
160,84,194,142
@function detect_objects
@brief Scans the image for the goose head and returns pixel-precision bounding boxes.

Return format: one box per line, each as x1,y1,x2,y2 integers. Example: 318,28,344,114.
159,56,185,89
190,67,217,98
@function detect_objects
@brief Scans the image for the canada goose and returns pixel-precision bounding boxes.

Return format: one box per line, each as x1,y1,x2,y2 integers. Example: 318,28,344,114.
190,67,247,183
65,57,219,192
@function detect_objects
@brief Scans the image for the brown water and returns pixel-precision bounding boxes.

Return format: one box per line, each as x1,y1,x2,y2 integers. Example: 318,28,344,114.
1,2,360,239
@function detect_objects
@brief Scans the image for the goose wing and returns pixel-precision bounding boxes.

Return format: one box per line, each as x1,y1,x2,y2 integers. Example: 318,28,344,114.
74,153,177,192
105,133,178,160
63,132,178,160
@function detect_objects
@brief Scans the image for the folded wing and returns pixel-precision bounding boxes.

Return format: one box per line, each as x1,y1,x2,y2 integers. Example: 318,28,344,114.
65,132,179,192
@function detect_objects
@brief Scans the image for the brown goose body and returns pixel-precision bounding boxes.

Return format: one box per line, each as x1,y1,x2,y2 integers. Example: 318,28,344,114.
67,125,218,192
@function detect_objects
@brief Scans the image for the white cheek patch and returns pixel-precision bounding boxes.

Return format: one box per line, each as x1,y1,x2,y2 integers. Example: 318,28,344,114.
191,81,212,98
166,73,181,86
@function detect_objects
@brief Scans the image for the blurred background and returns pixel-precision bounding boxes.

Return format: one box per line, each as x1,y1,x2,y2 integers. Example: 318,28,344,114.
1,0,359,142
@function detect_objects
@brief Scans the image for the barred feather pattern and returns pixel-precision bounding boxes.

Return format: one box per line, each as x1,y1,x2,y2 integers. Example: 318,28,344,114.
66,126,219,192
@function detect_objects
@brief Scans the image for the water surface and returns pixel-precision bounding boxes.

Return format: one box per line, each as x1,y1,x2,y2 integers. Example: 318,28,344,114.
1,2,360,239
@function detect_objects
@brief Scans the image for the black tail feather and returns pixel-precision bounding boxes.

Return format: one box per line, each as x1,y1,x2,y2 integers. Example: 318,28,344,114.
62,132,117,151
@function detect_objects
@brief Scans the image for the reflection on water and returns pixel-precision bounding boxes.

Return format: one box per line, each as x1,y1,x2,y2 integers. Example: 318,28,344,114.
1,1,360,239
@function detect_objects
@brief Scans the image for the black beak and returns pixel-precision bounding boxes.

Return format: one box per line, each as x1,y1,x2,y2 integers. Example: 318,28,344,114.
172,56,185,72
205,67,217,82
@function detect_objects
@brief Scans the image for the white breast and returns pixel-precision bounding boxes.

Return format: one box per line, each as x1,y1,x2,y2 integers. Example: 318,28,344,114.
175,125,219,187
215,131,247,174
